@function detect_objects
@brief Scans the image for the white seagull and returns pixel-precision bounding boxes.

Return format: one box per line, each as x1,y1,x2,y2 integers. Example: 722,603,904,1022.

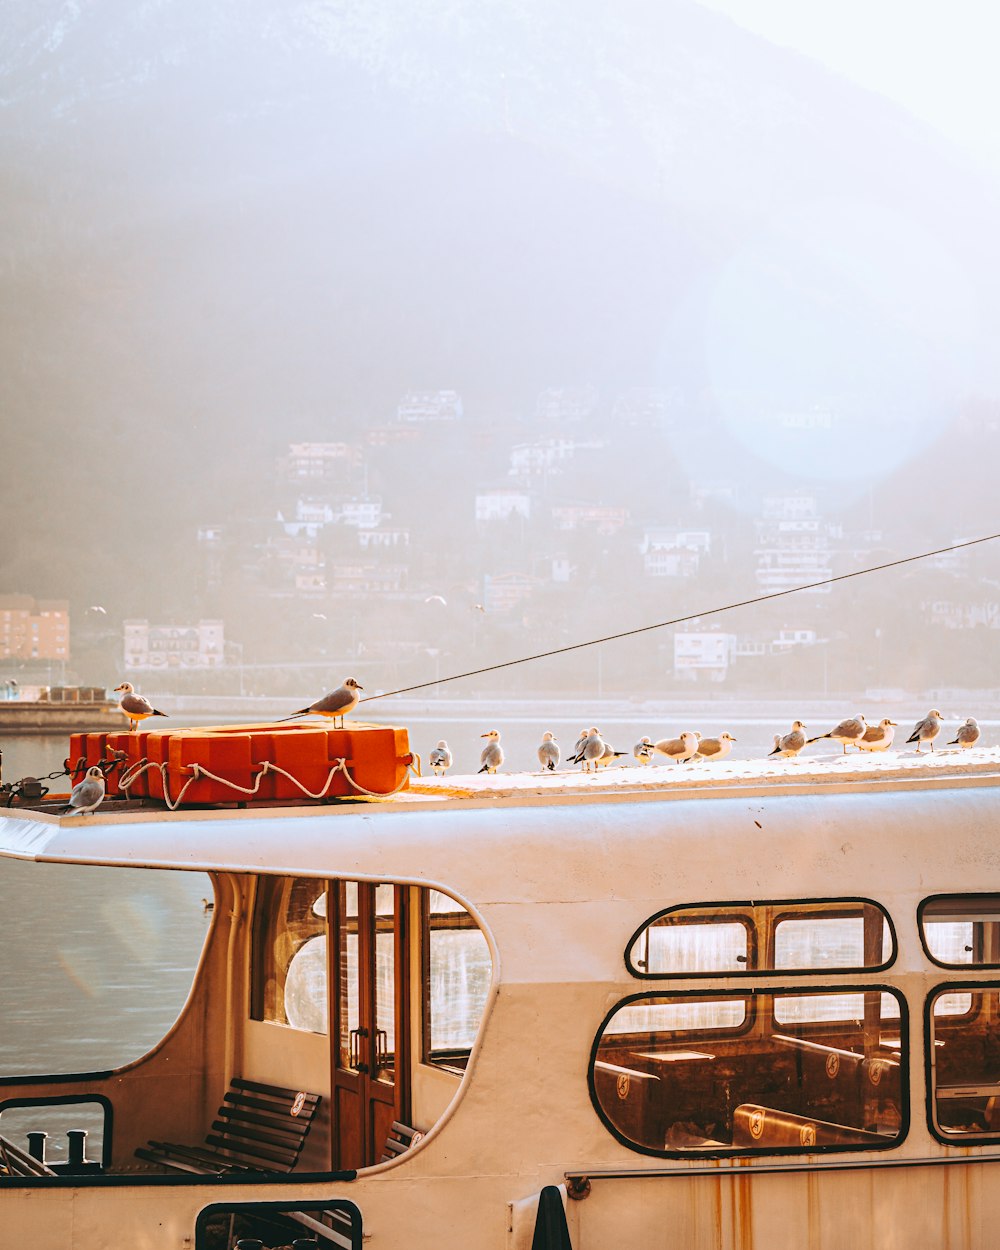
114,682,168,734
281,678,363,728
697,732,737,762
571,728,607,772
906,709,943,753
857,719,898,752
478,730,504,774
429,740,453,776
651,731,700,764
537,731,560,772
948,718,981,749
64,766,105,816
769,721,808,759
808,715,867,754
633,736,655,765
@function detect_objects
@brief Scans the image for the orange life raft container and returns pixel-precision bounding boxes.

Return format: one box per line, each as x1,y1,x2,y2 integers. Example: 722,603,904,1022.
68,721,413,807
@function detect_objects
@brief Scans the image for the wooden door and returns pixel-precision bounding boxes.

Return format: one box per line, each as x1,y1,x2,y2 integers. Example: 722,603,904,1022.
331,882,409,1169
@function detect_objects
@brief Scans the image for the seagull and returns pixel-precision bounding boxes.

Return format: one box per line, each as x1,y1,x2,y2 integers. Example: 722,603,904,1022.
429,740,453,776
857,719,898,752
569,729,589,760
948,718,981,749
596,741,627,767
63,766,105,816
633,736,655,765
114,682,168,733
537,731,560,771
769,721,807,758
425,595,447,606
651,731,701,764
697,732,737,762
907,709,943,753
478,730,504,774
88,605,107,615
808,715,867,754
569,727,606,772
280,678,363,728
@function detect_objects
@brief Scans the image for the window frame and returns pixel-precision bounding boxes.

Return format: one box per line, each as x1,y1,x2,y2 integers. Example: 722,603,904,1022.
625,897,897,980
420,889,491,1072
925,979,1000,1146
918,894,1000,970
589,983,909,1160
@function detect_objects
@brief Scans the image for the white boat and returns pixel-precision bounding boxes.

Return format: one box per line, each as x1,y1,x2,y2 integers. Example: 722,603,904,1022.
2,744,1000,1248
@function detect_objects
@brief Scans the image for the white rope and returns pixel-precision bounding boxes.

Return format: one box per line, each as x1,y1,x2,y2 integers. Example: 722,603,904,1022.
117,755,415,808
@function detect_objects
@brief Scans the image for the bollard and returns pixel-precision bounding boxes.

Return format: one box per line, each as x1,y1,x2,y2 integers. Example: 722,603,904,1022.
66,1129,88,1167
26,1132,48,1164
292,1240,319,1248
233,1241,264,1250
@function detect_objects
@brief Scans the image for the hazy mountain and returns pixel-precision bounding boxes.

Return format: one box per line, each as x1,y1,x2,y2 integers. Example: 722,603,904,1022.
3,0,999,624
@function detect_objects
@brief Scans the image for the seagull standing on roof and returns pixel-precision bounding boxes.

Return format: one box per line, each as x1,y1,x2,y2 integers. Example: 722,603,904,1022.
478,730,504,774
569,728,606,772
597,740,627,768
429,740,453,776
537,731,560,772
769,722,807,759
808,715,867,754
857,719,898,752
697,732,737,762
949,718,981,749
63,766,105,816
280,678,363,728
906,709,943,753
114,682,168,733
633,736,654,765
651,731,700,764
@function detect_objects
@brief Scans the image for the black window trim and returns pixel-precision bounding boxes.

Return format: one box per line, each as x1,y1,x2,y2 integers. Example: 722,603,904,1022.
925,978,1000,1147
625,896,897,980
589,982,910,1161
918,893,1000,970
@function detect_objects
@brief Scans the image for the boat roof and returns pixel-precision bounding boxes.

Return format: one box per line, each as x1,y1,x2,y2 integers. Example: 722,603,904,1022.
1,748,999,886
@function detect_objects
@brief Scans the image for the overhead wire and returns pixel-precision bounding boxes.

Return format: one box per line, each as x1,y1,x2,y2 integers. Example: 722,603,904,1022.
359,529,1000,705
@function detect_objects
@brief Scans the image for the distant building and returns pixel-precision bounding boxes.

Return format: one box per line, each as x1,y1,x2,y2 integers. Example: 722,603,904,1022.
536,386,598,424
483,572,543,613
328,564,408,595
640,528,711,578
476,489,532,523
612,388,674,428
772,628,819,650
673,631,736,681
755,493,834,594
124,620,224,671
396,390,463,423
357,527,410,550
281,442,358,481
551,503,628,535
0,595,69,663
690,480,737,509
925,600,1000,630
777,406,834,431
508,437,602,478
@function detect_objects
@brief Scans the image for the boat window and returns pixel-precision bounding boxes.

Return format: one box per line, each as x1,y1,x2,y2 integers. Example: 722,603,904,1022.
0,859,212,1077
591,988,906,1155
920,895,1000,968
251,876,328,1033
627,900,893,978
422,890,491,1071
930,986,1000,1141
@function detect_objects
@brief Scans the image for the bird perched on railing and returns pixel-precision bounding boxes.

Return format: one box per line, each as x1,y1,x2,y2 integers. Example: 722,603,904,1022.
769,722,807,759
568,728,607,772
633,736,655,765
857,719,898,752
537,731,560,772
429,740,453,776
478,730,504,774
808,715,867,754
114,682,168,733
906,709,943,753
63,765,105,816
280,678,363,728
697,732,737,762
948,718,981,749
651,731,700,764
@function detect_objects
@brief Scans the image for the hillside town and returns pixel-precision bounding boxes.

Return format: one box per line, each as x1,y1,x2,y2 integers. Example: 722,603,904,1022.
4,388,1000,700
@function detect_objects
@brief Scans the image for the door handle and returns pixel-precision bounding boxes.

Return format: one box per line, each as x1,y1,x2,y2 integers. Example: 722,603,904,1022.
376,1028,388,1070
349,1026,370,1074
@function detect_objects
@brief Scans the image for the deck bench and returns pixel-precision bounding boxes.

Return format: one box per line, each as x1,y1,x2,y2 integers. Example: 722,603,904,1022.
0,1133,58,1178
135,1078,320,1175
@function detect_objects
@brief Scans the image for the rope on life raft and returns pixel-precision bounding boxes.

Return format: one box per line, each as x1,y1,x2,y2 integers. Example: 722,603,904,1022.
117,755,418,811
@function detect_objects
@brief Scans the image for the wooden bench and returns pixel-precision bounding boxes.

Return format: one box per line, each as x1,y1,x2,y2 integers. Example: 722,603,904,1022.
135,1078,320,1175
379,1120,424,1163
732,1103,893,1149
0,1133,57,1178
